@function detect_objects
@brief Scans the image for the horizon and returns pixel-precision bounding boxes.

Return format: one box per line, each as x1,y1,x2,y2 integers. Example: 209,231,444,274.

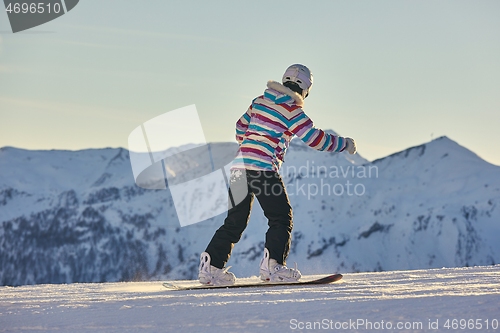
2,133,497,168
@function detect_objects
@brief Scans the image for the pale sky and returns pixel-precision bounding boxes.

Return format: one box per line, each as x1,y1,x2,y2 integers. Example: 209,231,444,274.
1,1,499,165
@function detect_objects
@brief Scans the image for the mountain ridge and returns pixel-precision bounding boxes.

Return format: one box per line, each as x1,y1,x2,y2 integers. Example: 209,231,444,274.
1,135,499,286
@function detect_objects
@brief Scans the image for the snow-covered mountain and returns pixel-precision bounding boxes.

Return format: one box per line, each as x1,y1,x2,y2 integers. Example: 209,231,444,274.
0,135,499,286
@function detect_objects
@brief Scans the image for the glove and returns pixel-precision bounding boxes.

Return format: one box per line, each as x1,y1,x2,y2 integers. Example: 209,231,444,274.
344,137,357,155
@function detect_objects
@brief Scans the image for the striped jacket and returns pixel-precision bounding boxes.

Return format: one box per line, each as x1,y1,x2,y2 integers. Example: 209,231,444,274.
232,81,347,172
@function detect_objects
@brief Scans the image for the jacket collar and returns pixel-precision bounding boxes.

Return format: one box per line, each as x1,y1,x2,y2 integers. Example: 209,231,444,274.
266,81,304,107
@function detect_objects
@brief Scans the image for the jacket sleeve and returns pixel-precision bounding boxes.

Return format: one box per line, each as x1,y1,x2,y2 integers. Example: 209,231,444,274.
235,104,253,144
288,109,347,152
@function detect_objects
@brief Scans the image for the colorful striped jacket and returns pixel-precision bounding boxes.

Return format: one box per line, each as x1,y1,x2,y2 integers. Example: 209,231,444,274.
232,81,347,172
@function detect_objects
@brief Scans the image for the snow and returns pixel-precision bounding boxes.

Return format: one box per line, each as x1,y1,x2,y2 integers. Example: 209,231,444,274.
1,136,500,286
1,265,499,332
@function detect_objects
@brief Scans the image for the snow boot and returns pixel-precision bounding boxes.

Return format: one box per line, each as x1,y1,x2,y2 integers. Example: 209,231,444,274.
259,248,301,282
198,252,236,286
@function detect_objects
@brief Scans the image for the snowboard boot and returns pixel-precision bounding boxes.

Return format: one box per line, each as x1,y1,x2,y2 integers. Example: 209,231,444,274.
198,252,236,286
259,248,301,282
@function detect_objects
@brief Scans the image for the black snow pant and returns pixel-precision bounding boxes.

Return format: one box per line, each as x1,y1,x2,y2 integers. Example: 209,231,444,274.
205,170,293,269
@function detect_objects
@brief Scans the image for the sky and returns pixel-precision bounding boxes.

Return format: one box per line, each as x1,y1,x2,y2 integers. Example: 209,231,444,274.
0,0,499,165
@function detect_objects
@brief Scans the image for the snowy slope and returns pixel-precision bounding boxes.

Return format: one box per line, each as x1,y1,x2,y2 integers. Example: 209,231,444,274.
0,136,499,286
1,265,499,333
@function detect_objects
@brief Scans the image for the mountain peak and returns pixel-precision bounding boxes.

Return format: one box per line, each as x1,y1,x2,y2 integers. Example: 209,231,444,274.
371,135,487,167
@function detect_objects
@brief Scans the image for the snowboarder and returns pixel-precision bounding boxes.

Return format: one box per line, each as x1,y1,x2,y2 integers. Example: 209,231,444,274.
199,64,357,286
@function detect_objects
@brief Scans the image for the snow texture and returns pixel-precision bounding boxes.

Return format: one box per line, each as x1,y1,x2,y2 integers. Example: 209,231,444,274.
0,266,499,332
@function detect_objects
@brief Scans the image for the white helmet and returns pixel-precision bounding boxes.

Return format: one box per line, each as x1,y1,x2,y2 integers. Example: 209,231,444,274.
282,64,313,98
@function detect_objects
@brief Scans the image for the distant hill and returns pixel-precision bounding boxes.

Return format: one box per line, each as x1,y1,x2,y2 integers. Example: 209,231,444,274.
0,135,499,286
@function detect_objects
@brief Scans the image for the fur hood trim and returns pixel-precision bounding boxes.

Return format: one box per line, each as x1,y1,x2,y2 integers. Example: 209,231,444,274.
266,81,304,107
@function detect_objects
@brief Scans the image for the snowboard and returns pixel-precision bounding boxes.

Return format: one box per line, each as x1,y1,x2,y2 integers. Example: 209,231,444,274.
163,273,342,291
